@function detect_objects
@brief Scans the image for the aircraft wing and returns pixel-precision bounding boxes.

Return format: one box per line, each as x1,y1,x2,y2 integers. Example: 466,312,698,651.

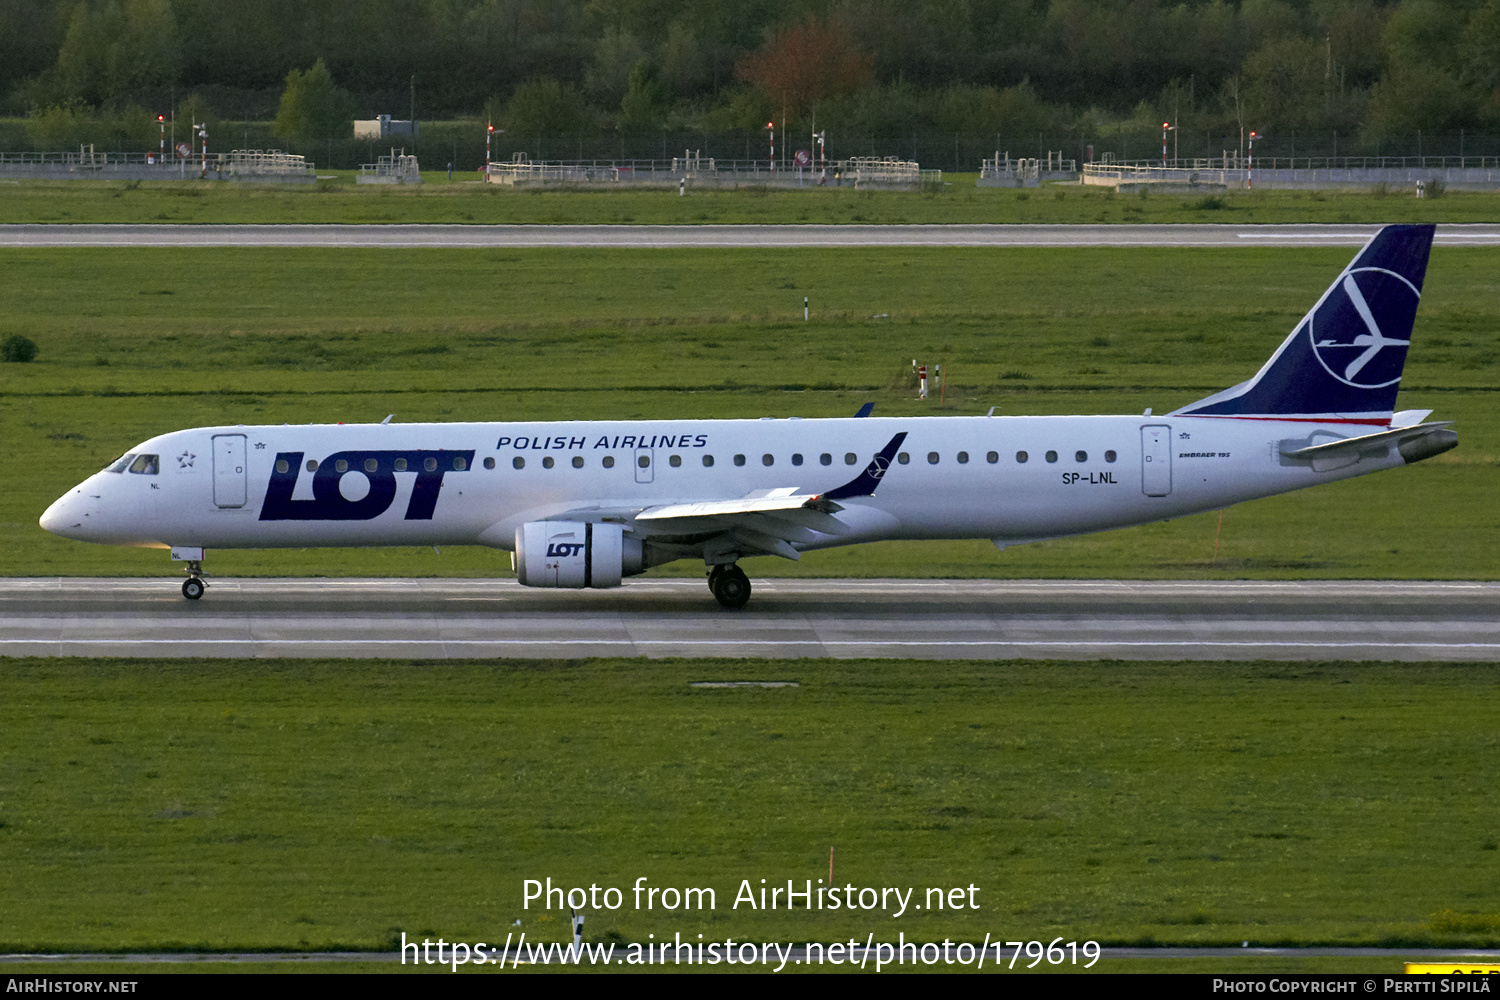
638,489,844,521
626,432,907,561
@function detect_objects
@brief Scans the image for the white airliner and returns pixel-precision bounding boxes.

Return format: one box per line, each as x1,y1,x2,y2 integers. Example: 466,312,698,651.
41,224,1455,607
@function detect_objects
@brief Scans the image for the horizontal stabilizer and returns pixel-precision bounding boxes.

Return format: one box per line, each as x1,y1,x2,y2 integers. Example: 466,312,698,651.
1280,421,1455,467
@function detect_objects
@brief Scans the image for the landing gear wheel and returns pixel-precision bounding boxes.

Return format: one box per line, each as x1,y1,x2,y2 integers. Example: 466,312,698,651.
182,577,205,601
711,566,751,609
707,565,725,593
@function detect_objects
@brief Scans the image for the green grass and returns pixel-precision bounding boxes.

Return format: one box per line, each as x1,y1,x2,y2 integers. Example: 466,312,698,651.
3,176,1500,224
1,245,1496,579
2,657,1497,953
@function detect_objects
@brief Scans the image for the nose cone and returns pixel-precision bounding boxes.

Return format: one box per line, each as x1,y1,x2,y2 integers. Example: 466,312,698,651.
40,489,87,538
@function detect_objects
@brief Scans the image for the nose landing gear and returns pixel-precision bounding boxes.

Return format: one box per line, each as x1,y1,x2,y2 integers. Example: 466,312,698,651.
181,560,207,601
707,564,751,609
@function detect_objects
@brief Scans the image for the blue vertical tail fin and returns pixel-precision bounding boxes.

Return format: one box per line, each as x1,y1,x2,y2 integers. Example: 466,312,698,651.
1171,224,1434,424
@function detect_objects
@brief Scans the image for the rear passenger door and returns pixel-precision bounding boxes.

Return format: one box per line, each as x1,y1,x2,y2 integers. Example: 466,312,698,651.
1140,425,1172,497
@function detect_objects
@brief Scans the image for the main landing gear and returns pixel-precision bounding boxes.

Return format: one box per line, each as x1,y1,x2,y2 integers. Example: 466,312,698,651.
181,561,207,601
707,564,751,609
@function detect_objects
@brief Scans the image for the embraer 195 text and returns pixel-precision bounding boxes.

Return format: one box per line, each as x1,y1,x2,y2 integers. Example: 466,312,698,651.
41,225,1456,607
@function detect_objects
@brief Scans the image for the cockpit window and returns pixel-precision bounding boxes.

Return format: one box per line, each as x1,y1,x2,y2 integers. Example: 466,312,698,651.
105,453,134,473
128,454,159,475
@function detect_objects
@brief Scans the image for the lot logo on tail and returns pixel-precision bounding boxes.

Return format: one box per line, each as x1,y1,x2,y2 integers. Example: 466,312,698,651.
1309,267,1419,389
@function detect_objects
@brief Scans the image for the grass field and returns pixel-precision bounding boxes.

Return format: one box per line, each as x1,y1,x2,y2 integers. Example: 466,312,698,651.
2,657,1497,955
1,245,1495,579
4,175,1500,225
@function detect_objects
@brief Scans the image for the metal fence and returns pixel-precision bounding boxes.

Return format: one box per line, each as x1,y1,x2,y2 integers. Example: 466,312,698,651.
485,155,936,190
357,151,422,184
978,151,1079,186
222,149,314,177
1082,156,1500,191
0,147,314,182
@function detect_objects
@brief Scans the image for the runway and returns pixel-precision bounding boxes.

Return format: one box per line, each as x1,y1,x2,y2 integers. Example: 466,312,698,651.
4,223,1500,248
2,578,1497,661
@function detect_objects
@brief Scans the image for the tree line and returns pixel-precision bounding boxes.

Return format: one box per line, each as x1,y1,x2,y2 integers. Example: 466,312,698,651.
3,0,1499,162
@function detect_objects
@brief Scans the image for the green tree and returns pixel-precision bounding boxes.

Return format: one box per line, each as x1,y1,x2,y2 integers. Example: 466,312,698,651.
273,59,353,150
619,60,667,131
52,0,177,105
658,21,707,98
585,28,644,106
934,83,1051,140
1243,36,1330,132
504,76,592,136
27,102,92,149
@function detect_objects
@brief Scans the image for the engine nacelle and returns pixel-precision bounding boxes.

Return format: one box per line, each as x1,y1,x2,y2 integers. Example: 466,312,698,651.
514,521,642,588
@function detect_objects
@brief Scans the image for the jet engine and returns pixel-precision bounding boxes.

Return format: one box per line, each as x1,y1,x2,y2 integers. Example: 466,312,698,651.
513,521,643,589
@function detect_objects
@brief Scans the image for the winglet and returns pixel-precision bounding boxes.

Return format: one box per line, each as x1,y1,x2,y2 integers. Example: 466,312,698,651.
821,432,906,500
854,402,874,418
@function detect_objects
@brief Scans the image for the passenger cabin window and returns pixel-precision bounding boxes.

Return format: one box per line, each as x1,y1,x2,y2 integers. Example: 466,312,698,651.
1075,451,1087,463
820,453,832,466
669,454,682,467
603,455,615,469
306,459,319,472
1016,451,1028,463
484,457,495,469
335,459,348,473
927,452,940,464
638,455,651,469
395,458,408,471
364,457,378,472
957,451,969,464
987,451,999,464
1105,450,1117,463
542,456,555,469
424,457,437,472
453,456,467,471
792,453,803,466
105,454,134,473
275,459,289,474
128,454,159,475
513,456,525,470
1045,451,1058,463
897,452,910,465
845,453,858,465
734,454,746,467
573,456,585,468
762,454,774,466
702,455,714,467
